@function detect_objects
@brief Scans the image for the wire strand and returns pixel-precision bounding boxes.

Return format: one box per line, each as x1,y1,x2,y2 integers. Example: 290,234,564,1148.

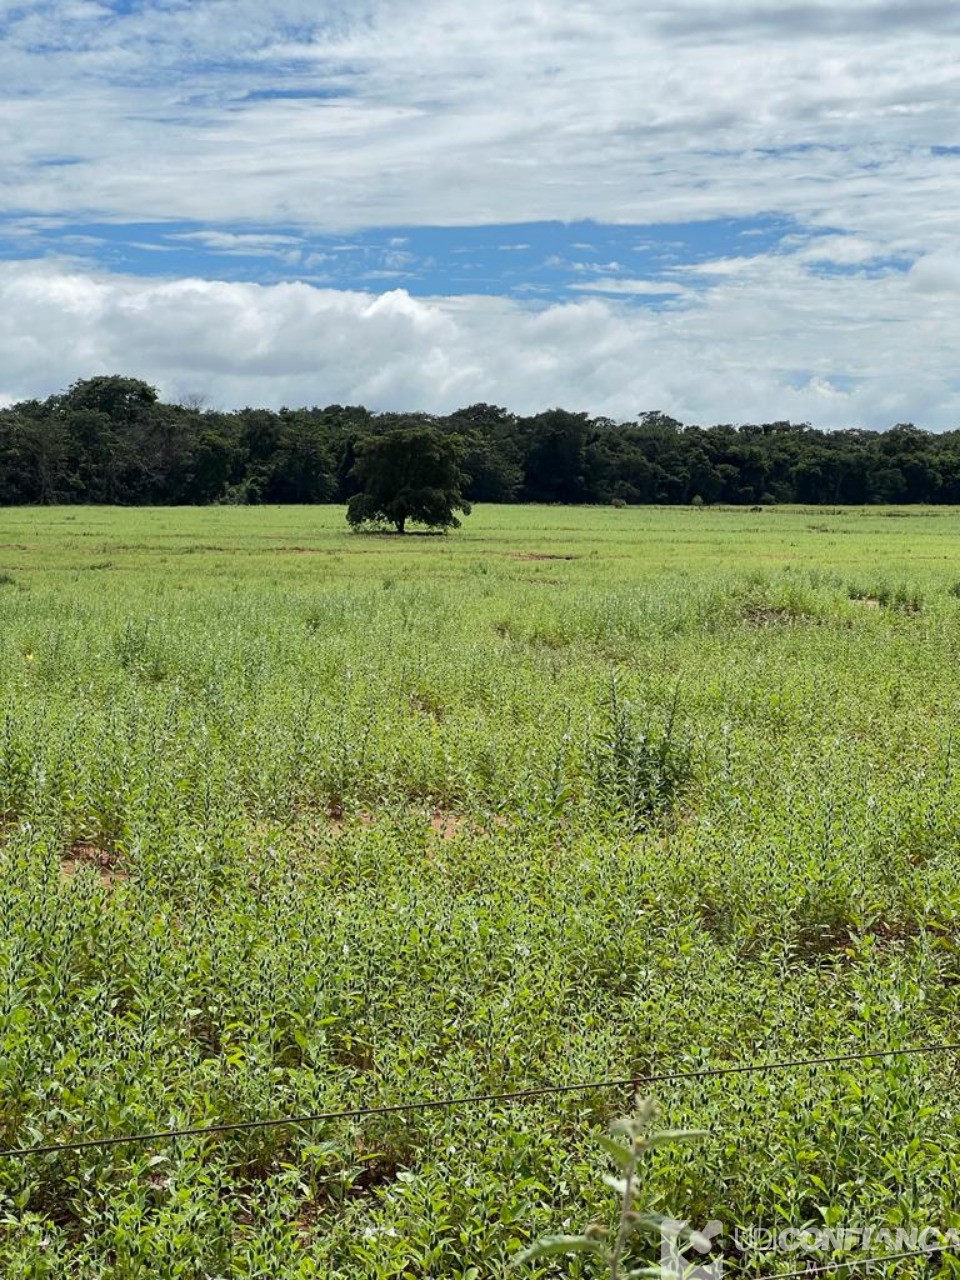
2,1039,957,1160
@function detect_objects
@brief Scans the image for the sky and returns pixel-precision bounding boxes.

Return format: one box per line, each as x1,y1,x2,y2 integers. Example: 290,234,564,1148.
1,0,960,426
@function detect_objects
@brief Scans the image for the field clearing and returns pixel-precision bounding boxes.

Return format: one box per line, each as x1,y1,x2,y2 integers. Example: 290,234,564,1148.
2,504,960,1277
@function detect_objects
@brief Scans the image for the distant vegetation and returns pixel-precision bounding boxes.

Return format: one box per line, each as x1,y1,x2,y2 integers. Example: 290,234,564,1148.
4,374,960,506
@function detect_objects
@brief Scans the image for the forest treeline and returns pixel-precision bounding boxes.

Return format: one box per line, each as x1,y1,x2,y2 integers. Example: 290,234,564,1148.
3,374,960,506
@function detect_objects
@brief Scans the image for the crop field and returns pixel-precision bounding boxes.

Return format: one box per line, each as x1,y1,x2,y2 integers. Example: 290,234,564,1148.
3,503,960,1278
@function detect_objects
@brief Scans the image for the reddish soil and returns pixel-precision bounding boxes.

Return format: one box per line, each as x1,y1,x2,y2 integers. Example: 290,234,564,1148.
60,841,128,886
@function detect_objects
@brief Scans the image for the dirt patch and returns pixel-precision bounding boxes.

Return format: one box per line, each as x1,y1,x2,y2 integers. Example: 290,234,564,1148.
409,691,444,722
324,804,376,835
61,841,128,886
297,1203,320,1242
510,552,579,561
429,810,510,841
849,592,922,614
430,811,469,840
790,913,924,961
267,803,512,846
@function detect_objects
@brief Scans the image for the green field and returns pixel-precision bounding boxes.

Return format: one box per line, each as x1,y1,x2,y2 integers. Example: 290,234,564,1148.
2,504,960,1278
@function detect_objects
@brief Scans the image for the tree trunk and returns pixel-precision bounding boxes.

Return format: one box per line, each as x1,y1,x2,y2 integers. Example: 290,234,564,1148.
396,515,406,534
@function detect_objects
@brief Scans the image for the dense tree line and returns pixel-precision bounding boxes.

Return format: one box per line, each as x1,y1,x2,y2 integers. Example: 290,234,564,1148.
3,374,960,506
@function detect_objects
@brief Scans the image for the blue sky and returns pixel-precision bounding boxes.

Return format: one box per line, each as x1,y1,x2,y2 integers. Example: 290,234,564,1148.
0,215,805,298
2,1,960,424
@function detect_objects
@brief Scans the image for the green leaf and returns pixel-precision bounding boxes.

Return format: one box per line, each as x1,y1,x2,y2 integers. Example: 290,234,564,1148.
624,1210,673,1237
596,1134,633,1168
510,1235,607,1267
642,1128,710,1150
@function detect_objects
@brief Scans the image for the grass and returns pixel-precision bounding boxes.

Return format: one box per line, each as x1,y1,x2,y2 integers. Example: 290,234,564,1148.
1,504,960,1276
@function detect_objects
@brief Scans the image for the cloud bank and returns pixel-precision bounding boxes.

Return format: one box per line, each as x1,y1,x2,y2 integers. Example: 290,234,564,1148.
1,0,957,237
3,253,959,427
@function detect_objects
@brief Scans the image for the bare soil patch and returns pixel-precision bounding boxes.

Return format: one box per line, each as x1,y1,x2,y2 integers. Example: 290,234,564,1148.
61,840,128,886
324,804,376,835
409,691,444,721
510,552,579,561
430,811,468,840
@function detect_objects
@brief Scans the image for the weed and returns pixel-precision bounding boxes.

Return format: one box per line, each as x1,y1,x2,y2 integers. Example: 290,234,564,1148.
512,1098,709,1278
590,677,694,827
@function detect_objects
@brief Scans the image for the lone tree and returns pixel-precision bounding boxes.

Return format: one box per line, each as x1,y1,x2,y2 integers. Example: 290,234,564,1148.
346,427,471,534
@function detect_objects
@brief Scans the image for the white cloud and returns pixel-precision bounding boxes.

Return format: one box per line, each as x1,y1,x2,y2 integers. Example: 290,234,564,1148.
1,257,959,428
569,279,687,295
169,231,305,256
1,0,960,244
792,235,887,265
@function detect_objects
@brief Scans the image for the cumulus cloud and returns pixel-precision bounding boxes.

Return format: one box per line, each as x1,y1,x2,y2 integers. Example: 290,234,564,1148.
2,257,959,428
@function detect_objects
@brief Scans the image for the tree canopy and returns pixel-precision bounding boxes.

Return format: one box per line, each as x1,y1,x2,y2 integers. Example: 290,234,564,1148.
4,373,960,508
346,427,471,533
